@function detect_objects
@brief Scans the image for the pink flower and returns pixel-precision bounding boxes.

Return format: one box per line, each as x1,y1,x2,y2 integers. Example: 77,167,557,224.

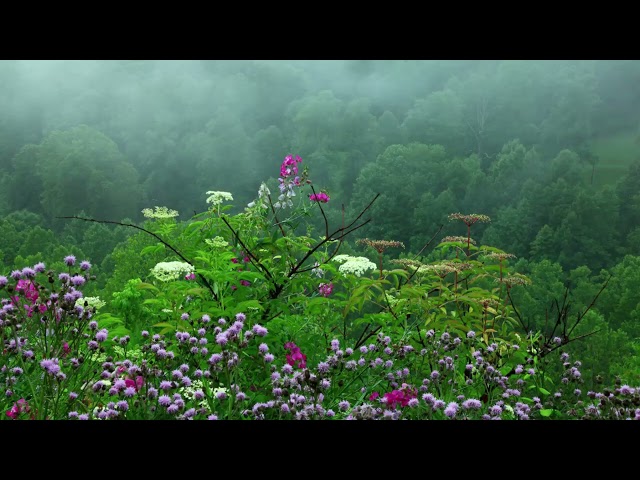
309,192,330,203
369,392,380,401
125,376,144,392
240,280,251,287
6,398,30,419
318,282,333,297
231,258,239,264
184,273,196,281
284,342,307,369
280,154,302,179
382,384,418,410
15,279,39,303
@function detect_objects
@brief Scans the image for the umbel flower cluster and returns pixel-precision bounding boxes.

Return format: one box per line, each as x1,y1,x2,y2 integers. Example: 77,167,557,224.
332,255,377,277
150,261,195,282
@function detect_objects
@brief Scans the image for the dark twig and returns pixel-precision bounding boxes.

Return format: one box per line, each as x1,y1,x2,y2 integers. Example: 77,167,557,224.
56,215,219,302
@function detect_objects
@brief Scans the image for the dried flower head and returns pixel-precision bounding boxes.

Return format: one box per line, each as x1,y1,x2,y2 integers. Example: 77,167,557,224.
357,238,405,254
483,252,516,262
391,259,425,269
441,236,476,245
448,213,491,226
497,273,532,287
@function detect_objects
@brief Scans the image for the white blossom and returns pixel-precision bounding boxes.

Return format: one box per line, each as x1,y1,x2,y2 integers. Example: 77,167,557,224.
206,191,234,206
205,236,229,248
75,296,106,311
151,261,195,282
142,206,179,219
332,255,376,277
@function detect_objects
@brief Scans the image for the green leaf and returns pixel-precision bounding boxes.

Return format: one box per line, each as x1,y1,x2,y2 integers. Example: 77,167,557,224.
141,244,165,256
152,322,176,329
137,282,160,292
235,300,265,312
539,409,555,417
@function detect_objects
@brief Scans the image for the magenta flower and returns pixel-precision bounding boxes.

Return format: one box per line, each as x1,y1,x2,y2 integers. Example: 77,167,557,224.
6,398,30,419
284,342,307,369
15,279,39,303
382,384,418,410
309,192,330,203
184,272,196,281
280,154,302,179
318,282,333,297
124,376,144,392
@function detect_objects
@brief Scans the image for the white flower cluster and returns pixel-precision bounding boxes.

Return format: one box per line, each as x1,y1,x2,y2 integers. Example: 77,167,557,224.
205,236,229,248
212,386,228,397
182,379,208,408
75,296,106,311
274,185,296,210
151,261,195,282
142,206,179,219
247,183,271,210
332,255,376,277
206,191,234,206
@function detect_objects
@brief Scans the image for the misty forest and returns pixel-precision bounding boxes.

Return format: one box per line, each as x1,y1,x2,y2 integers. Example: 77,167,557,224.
1,59,640,420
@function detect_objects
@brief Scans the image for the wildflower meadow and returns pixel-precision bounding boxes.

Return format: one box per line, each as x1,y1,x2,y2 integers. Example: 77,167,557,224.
2,154,638,421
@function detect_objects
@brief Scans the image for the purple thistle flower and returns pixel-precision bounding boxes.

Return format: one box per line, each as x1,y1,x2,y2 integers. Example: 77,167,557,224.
338,400,350,411
96,329,108,342
80,260,91,271
34,263,47,274
117,400,129,411
0,276,7,287
462,399,482,410
166,404,180,414
264,353,275,363
253,324,268,337
124,387,136,397
64,255,76,266
258,343,269,353
70,275,86,286
10,270,22,280
68,411,79,419
21,267,36,279
444,402,459,418
159,381,173,391
208,353,222,365
158,395,171,406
